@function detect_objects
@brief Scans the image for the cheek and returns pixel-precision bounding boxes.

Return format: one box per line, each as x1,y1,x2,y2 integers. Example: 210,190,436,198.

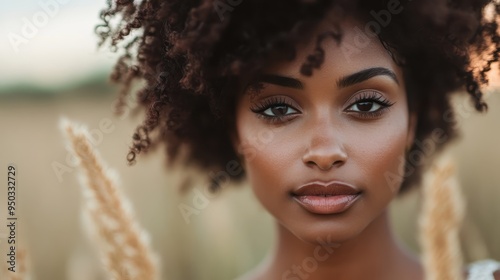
347,115,408,194
235,114,296,206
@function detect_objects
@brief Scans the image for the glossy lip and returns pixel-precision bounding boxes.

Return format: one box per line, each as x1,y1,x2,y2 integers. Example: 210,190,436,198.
291,181,362,215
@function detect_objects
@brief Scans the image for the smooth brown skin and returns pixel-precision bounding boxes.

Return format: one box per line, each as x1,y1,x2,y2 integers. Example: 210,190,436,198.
231,16,422,280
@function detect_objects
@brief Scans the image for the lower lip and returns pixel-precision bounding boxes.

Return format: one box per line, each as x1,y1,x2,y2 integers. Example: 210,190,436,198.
293,194,361,215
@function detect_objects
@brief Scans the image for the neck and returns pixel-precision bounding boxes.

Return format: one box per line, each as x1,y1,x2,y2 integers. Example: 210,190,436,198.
252,210,422,280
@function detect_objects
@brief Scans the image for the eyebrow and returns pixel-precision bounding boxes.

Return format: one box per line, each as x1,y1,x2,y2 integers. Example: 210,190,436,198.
255,74,304,89
251,67,399,91
336,67,399,88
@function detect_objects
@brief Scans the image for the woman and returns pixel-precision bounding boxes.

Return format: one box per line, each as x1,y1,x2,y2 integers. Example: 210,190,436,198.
96,0,500,279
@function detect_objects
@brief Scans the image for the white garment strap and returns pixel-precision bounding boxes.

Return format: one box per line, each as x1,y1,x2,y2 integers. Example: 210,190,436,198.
467,259,500,280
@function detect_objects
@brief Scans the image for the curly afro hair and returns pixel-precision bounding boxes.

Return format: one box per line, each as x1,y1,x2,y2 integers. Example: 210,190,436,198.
96,0,499,194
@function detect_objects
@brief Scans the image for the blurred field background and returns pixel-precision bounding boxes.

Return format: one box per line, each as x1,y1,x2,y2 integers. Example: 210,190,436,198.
0,1,499,279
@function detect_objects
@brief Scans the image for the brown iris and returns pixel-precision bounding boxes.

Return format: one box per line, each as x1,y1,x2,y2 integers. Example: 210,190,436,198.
357,102,374,112
271,105,289,117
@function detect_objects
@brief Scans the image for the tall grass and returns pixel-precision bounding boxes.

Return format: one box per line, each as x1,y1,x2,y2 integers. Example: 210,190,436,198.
419,155,466,280
60,118,160,280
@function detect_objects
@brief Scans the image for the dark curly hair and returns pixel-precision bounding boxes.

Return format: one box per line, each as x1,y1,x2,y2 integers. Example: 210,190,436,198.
95,0,499,194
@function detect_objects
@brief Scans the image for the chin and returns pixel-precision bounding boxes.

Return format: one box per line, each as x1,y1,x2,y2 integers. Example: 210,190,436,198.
283,213,373,246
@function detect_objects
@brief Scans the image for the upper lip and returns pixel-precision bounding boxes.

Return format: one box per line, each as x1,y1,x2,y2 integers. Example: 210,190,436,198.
291,181,361,196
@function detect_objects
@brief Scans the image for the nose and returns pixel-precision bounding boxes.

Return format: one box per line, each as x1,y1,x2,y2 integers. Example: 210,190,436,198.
302,117,348,171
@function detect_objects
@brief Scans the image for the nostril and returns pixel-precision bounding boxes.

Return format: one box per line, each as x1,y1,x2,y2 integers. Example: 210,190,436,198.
302,139,348,170
306,159,337,171
304,152,347,168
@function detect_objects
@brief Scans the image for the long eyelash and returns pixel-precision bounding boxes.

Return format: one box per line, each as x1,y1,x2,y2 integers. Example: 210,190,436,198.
250,96,297,124
349,91,395,119
249,96,290,113
352,91,394,107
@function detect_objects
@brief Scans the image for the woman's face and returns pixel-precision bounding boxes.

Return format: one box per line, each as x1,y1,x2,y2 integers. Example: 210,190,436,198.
232,18,416,244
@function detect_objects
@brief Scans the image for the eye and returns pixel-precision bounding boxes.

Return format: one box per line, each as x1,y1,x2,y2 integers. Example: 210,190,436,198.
250,96,300,123
347,101,383,113
261,105,299,118
344,91,395,118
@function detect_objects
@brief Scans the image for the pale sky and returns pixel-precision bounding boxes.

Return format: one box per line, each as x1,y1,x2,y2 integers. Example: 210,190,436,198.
0,0,119,88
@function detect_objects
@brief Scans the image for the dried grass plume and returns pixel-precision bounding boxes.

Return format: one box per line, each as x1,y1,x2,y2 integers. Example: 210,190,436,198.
419,155,466,280
60,117,160,280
